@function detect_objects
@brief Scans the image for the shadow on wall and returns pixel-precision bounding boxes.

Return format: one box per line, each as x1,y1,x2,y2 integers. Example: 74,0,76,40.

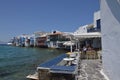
106,0,120,23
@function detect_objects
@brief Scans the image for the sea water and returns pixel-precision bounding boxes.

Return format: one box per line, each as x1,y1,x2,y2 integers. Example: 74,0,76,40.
0,45,66,80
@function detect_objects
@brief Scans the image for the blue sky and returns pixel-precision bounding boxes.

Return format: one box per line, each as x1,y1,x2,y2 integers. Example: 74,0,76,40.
0,0,100,42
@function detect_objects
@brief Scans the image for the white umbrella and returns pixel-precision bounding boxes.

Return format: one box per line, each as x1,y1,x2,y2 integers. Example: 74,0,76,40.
63,41,75,52
63,41,75,46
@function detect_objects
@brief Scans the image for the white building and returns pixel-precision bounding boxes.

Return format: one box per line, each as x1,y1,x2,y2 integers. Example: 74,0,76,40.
74,11,100,34
94,11,101,28
101,0,120,80
74,25,88,34
74,10,101,49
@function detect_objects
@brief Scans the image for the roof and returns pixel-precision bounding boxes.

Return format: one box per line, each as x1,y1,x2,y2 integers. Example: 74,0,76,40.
48,32,62,36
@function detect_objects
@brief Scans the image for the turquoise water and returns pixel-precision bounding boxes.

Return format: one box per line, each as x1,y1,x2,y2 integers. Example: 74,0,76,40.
0,45,66,80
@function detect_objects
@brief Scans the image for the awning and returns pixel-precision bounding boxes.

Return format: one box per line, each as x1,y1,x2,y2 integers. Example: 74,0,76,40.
74,32,101,38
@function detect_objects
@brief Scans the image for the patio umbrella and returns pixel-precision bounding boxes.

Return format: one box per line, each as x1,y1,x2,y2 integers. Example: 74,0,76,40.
66,52,72,55
63,41,75,46
63,41,75,52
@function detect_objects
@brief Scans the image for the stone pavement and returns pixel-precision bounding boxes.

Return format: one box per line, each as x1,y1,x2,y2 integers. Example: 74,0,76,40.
77,60,107,80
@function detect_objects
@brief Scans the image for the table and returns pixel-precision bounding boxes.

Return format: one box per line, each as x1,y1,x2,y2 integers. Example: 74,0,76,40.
63,58,74,61
63,58,75,66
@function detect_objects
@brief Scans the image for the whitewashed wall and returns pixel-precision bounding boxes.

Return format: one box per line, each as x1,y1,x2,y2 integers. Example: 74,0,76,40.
101,0,120,80
94,11,100,28
74,25,88,34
